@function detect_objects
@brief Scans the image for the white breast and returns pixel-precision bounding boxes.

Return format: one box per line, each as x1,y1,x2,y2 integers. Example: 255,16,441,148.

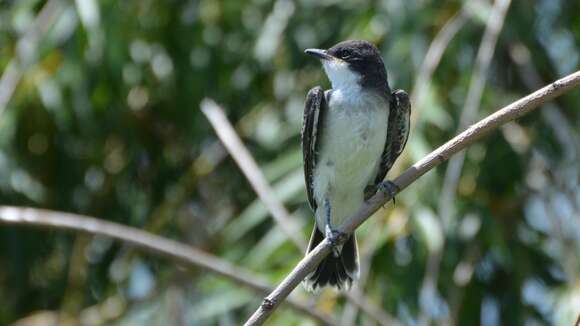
312,88,389,228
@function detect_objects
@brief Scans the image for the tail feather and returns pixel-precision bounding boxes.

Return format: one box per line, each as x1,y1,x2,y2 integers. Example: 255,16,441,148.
303,226,359,292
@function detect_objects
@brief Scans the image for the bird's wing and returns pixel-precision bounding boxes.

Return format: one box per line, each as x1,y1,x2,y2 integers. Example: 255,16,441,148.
302,86,328,211
373,89,411,186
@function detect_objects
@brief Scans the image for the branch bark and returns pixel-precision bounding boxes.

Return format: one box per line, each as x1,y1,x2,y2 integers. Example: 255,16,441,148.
0,206,334,325
243,70,580,325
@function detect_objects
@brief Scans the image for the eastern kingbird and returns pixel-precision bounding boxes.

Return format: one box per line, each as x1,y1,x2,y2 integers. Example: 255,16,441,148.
301,40,411,291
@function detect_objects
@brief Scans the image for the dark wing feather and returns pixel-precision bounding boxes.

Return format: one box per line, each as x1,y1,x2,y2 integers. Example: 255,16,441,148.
373,89,411,185
302,86,327,211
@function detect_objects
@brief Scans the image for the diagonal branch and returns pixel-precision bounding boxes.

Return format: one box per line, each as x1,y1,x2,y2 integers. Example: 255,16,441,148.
0,206,334,325
438,0,512,226
508,42,579,159
201,99,307,250
411,2,472,111
244,70,580,325
425,0,511,323
0,0,67,118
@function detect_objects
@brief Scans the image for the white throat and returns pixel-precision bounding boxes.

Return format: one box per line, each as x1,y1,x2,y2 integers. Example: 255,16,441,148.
322,60,361,95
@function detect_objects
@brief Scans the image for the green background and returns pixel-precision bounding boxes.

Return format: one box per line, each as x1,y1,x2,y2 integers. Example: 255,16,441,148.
0,0,579,325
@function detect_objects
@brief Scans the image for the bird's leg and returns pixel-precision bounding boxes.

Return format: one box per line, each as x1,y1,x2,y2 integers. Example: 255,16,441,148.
378,180,400,205
323,198,342,257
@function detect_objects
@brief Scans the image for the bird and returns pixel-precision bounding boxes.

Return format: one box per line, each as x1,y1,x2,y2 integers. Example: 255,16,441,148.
301,40,411,292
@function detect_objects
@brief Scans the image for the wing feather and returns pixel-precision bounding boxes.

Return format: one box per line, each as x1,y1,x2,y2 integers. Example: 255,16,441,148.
302,86,327,210
373,89,411,185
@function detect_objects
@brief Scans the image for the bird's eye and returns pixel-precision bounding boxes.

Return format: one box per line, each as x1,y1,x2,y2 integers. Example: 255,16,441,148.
340,50,352,59
339,49,359,61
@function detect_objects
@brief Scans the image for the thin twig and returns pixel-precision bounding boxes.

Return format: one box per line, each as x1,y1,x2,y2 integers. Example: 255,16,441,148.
508,42,579,160
243,70,580,325
411,4,472,110
438,0,512,226
201,99,307,250
344,285,398,326
60,235,91,324
0,0,66,117
422,1,512,323
448,243,481,324
340,222,390,325
0,206,334,325
508,44,579,283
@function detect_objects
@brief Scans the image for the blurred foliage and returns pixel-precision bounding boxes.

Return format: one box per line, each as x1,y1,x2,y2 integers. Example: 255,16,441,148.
1,0,579,325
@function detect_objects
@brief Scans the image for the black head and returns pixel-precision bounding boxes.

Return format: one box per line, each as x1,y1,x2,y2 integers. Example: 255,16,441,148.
305,40,390,93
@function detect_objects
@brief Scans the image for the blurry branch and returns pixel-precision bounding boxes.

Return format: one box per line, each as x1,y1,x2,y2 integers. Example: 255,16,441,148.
0,0,66,117
244,70,580,326
0,63,20,118
426,0,512,323
438,0,512,226
343,289,397,326
393,11,475,320
201,99,307,250
11,295,127,325
201,99,395,324
60,235,92,324
341,226,391,326
254,0,295,63
448,243,481,324
411,3,471,111
508,42,579,160
0,206,334,325
509,43,580,283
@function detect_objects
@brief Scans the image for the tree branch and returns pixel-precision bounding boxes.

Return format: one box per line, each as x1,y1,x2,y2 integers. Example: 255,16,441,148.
0,0,66,117
201,99,307,250
438,0,512,227
243,70,580,325
426,0,511,322
0,206,334,325
411,2,471,110
509,42,579,159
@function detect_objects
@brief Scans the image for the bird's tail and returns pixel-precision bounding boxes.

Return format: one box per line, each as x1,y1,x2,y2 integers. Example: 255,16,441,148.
303,225,359,292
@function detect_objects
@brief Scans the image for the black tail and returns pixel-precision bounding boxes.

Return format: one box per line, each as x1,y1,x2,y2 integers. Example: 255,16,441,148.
303,226,359,292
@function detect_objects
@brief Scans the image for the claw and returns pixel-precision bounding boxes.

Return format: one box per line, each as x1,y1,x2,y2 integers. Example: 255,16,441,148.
325,224,343,257
378,180,400,205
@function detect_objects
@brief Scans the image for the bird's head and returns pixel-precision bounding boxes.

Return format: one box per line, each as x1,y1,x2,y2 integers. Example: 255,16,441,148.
305,40,389,92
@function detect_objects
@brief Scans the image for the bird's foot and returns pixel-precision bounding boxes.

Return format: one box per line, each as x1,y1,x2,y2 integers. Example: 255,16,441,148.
325,224,345,257
378,180,400,205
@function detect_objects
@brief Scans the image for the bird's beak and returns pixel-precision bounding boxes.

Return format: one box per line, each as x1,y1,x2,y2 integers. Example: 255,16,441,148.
304,48,334,61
